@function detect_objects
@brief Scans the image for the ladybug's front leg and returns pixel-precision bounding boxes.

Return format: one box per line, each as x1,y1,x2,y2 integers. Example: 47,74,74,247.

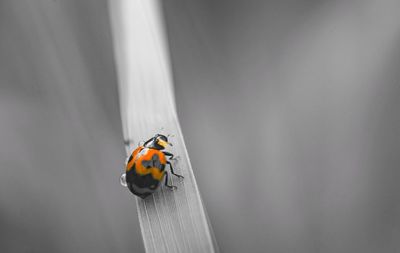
163,151,180,161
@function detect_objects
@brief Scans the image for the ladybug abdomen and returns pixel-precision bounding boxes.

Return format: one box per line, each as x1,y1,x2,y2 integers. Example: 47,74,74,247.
126,168,162,198
125,147,167,198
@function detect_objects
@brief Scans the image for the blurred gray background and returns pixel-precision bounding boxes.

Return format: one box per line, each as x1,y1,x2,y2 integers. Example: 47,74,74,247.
1,0,399,253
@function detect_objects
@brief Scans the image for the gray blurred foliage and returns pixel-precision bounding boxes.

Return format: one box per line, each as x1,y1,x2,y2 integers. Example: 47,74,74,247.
164,0,400,253
1,0,400,253
0,1,142,252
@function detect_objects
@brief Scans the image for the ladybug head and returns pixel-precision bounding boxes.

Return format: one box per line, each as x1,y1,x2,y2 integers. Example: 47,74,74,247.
145,134,171,150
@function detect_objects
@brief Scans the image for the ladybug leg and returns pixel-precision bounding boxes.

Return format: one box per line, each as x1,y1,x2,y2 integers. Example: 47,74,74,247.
166,161,184,179
164,172,177,190
124,138,145,148
163,151,180,161
124,139,133,149
170,155,181,161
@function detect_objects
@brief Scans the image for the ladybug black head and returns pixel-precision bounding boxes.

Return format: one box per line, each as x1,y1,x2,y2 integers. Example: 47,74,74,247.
145,134,171,150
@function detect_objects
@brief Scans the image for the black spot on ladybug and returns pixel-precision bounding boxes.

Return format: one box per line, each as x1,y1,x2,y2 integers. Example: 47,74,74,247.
127,155,133,163
141,154,162,168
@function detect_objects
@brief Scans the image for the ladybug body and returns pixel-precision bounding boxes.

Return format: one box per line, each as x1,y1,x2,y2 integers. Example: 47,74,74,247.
124,134,183,199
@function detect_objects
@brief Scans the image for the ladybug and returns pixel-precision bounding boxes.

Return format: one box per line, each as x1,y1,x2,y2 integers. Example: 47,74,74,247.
121,134,184,199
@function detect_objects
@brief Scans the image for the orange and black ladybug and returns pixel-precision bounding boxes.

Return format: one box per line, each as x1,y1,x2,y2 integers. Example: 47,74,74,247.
120,134,183,199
